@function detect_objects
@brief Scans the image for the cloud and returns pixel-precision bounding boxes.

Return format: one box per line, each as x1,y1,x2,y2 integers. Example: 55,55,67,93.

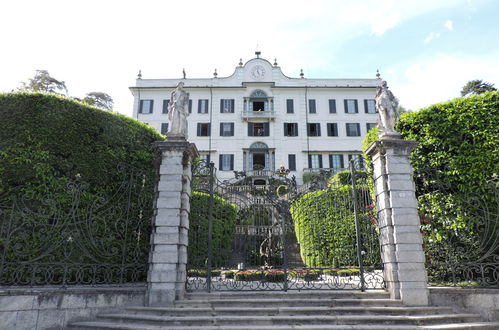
444,19,454,30
424,32,441,44
384,52,499,110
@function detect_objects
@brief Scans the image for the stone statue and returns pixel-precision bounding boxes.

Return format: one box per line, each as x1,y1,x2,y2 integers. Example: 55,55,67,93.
375,80,400,138
167,82,190,139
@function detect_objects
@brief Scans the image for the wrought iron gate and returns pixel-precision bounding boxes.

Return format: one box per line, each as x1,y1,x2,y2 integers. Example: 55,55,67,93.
187,160,384,291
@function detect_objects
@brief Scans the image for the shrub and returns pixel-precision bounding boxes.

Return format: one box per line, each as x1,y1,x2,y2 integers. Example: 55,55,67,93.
223,270,236,279
188,192,237,268
187,269,221,277
363,92,499,286
235,270,264,281
289,269,321,281
290,185,357,267
0,92,162,285
264,270,286,282
302,172,321,184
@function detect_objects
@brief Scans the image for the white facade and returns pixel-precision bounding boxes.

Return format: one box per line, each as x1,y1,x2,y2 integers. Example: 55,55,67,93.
130,54,379,184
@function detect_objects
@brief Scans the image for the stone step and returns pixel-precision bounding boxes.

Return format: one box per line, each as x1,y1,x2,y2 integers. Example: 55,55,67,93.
68,321,499,329
90,313,483,327
124,305,454,317
175,297,403,308
183,290,390,300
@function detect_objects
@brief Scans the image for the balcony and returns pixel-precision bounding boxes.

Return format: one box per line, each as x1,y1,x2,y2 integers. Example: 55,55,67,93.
241,110,276,120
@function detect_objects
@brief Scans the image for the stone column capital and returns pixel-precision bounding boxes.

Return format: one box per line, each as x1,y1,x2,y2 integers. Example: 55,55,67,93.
366,139,418,158
153,140,199,164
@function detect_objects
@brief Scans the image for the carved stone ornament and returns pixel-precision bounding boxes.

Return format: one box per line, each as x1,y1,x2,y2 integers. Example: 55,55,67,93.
167,82,190,140
375,80,401,139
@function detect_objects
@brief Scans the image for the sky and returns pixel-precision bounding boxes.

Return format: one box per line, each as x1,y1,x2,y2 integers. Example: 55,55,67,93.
1,0,498,116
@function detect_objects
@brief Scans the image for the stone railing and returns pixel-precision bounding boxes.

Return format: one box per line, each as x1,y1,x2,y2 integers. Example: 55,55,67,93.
241,110,275,119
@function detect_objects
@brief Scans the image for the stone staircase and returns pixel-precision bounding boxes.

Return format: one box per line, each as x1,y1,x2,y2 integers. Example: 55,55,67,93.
68,291,499,329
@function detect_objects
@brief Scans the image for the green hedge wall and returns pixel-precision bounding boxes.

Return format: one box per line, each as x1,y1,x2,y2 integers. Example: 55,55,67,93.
188,191,238,268
0,92,162,194
0,92,163,285
362,92,499,284
290,185,358,267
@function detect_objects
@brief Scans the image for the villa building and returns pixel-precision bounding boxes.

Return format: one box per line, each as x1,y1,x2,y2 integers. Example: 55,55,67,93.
130,52,380,183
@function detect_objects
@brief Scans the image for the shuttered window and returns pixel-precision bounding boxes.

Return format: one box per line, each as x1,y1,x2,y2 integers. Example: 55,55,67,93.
286,99,294,113
139,100,153,114
219,154,234,171
220,99,235,113
288,154,296,171
220,122,234,136
327,123,338,136
344,99,358,113
364,99,376,113
308,99,316,113
329,99,336,113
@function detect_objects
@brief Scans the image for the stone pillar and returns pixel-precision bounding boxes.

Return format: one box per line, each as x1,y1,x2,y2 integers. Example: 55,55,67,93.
146,140,198,306
366,139,429,306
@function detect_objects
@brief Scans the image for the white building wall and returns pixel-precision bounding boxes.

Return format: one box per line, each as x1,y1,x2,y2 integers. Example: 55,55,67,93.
130,56,379,184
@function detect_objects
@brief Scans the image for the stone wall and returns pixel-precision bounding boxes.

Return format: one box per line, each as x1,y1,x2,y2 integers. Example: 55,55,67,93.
0,284,145,330
429,287,499,322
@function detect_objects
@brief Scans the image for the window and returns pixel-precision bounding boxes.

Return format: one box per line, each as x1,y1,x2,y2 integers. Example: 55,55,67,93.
139,100,153,114
219,154,234,171
288,154,296,171
188,99,192,113
329,154,344,169
220,99,235,113
200,154,210,166
307,123,321,136
197,123,211,136
220,122,234,136
283,123,298,137
286,99,294,113
344,99,358,114
248,122,269,136
346,123,361,136
161,123,169,135
327,123,338,137
348,154,364,168
162,100,170,114
366,123,377,131
364,99,376,113
329,99,337,113
308,154,323,169
308,99,316,113
198,99,209,113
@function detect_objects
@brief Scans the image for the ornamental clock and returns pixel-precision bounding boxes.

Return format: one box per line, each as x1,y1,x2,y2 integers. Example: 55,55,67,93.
250,65,266,80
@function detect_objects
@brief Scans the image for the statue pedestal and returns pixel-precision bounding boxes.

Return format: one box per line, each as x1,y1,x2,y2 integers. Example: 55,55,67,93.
366,139,429,306
146,140,198,306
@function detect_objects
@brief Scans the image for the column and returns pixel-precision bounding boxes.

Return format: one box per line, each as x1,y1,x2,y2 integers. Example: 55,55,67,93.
366,139,429,306
146,140,198,306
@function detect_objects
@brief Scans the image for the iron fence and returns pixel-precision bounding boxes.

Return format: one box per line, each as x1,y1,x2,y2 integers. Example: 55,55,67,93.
416,169,498,287
0,166,154,286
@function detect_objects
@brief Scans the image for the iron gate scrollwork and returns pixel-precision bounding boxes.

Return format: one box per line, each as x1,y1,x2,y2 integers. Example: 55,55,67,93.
187,160,385,291
0,165,154,286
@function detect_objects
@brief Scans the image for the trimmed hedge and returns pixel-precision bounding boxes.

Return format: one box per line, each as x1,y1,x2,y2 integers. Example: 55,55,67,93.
362,92,499,285
188,192,237,268
290,184,357,267
0,92,162,285
0,92,161,195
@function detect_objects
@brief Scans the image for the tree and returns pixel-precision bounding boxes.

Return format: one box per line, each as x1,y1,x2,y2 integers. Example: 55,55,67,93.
82,92,114,110
19,70,68,95
460,79,497,97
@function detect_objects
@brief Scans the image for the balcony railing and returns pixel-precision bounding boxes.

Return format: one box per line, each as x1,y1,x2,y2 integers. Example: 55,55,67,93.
303,167,348,174
241,110,275,120
246,170,274,177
